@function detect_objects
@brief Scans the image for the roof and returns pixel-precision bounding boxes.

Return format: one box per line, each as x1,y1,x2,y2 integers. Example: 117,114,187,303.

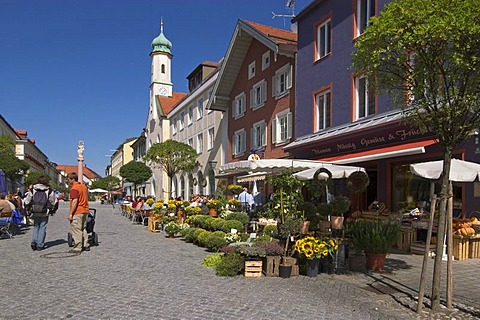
56,164,102,180
207,19,297,111
156,92,187,117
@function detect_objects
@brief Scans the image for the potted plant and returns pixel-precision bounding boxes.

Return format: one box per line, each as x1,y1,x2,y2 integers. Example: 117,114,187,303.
227,184,244,195
348,218,401,271
294,236,339,277
206,199,222,217
164,222,181,238
328,196,351,230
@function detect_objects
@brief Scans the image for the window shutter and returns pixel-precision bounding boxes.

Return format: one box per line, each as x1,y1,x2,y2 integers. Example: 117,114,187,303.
250,88,254,108
241,131,246,153
232,100,236,118
262,123,267,147
272,75,276,98
287,112,293,139
250,127,255,149
272,118,277,144
241,94,246,114
287,65,293,90
261,81,267,103
233,134,237,155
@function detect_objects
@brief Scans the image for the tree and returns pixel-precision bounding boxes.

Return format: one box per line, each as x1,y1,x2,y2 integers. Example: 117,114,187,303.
90,175,120,191
144,139,197,198
353,0,480,311
24,171,44,186
0,135,30,181
119,161,152,196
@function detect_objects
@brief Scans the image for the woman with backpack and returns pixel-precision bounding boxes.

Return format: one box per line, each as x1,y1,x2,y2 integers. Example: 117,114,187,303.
24,175,55,251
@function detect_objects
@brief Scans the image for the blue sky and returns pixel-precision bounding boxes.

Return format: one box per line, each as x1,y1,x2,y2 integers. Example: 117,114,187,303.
0,0,310,176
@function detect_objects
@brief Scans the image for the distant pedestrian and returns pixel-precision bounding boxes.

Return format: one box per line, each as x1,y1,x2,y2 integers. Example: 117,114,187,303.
238,187,255,219
67,172,90,253
24,175,55,251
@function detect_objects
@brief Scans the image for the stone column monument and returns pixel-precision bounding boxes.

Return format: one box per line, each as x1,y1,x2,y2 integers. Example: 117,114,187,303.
77,140,84,183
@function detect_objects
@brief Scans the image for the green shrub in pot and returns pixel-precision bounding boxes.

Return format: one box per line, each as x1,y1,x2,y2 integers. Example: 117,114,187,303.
348,218,401,254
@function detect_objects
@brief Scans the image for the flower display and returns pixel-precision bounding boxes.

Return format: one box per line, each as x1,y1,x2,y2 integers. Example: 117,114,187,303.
206,199,222,210
145,198,155,206
294,236,339,260
224,232,241,244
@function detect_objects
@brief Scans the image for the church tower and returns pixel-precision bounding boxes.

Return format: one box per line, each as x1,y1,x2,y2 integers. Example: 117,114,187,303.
150,19,172,98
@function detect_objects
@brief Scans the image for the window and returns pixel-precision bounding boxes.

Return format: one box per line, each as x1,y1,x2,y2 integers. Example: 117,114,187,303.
272,110,292,145
248,61,256,79
272,64,292,98
188,106,193,126
188,137,193,148
197,133,203,154
233,129,246,157
316,19,331,60
161,64,165,73
197,98,204,120
179,112,185,131
262,51,270,70
315,90,331,130
355,75,376,119
250,80,266,109
208,128,214,150
232,92,246,119
356,0,375,36
207,90,213,113
172,117,178,135
251,120,267,150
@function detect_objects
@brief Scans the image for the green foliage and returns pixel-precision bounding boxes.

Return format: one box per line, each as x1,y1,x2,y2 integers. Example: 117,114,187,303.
197,230,212,246
205,234,228,252
220,220,244,234
227,184,243,195
329,196,351,217
119,161,152,186
353,0,480,151
144,140,197,198
0,135,30,181
184,227,199,243
24,171,44,186
164,222,181,236
180,226,191,237
90,175,120,191
193,228,207,242
348,219,401,254
262,224,278,237
268,172,305,223
278,215,303,239
215,252,244,277
224,212,249,225
201,253,224,268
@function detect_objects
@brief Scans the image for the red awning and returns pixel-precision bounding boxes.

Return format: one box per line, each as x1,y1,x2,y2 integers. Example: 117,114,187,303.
319,139,437,164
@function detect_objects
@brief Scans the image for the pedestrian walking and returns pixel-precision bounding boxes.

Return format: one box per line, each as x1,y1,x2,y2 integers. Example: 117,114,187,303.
66,172,90,253
24,175,55,251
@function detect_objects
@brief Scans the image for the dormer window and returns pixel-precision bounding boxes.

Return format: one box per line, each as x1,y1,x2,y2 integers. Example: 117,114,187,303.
248,61,256,80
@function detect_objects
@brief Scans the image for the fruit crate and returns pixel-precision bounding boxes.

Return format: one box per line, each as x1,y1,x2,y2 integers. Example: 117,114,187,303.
244,261,263,278
468,235,480,259
411,241,436,256
263,256,281,277
397,228,417,252
452,235,469,261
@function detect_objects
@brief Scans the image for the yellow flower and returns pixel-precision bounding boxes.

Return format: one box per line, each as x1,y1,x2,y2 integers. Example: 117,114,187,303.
322,249,329,256
329,239,335,247
319,243,325,249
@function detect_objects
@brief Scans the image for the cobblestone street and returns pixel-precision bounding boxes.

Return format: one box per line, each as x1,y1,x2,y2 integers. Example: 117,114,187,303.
1,202,479,320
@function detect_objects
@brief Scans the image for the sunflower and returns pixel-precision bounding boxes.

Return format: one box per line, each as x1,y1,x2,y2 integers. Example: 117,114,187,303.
322,249,329,256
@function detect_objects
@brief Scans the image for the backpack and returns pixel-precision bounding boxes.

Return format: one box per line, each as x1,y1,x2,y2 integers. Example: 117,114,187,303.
31,188,53,215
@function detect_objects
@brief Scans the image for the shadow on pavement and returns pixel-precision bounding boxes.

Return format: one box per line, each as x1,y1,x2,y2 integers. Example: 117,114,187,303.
45,238,68,249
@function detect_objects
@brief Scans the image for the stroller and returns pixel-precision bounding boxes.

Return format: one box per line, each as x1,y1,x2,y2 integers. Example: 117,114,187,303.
67,208,99,247
0,209,23,239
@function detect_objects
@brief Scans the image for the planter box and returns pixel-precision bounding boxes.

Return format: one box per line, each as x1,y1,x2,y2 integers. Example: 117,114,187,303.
263,256,281,277
397,228,417,252
469,235,480,259
244,261,263,278
283,257,299,277
453,235,470,261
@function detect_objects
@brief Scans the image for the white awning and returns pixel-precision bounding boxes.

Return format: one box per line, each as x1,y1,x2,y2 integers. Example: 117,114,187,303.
236,172,268,182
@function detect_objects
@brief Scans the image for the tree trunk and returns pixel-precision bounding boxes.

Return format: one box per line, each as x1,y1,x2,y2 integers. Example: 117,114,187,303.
431,150,452,311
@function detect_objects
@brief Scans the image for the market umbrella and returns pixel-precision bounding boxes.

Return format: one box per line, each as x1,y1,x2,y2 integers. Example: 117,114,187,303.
410,158,480,182
89,188,108,193
0,169,6,195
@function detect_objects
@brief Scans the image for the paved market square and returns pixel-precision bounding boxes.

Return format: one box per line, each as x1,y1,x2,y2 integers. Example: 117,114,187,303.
1,202,479,320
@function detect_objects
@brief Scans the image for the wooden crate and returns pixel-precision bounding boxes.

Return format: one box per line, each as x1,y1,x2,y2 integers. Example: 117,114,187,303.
283,257,299,277
468,235,480,259
244,261,263,278
452,235,469,261
148,218,161,233
263,256,281,277
411,241,436,256
397,228,417,252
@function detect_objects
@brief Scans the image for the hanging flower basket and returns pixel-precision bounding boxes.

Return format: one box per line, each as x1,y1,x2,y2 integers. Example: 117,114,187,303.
347,171,370,194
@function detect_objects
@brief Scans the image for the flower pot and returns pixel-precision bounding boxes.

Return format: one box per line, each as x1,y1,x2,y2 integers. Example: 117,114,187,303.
330,216,344,230
319,221,331,233
365,253,387,271
209,208,218,217
300,221,310,234
305,259,319,277
167,234,175,238
279,264,292,279
319,257,334,274
348,253,366,272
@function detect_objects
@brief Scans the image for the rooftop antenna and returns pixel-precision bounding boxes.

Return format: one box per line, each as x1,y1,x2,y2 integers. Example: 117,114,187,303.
160,16,164,33
272,0,296,29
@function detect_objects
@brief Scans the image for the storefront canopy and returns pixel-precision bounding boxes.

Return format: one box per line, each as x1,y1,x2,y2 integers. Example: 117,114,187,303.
410,158,480,182
293,164,366,180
